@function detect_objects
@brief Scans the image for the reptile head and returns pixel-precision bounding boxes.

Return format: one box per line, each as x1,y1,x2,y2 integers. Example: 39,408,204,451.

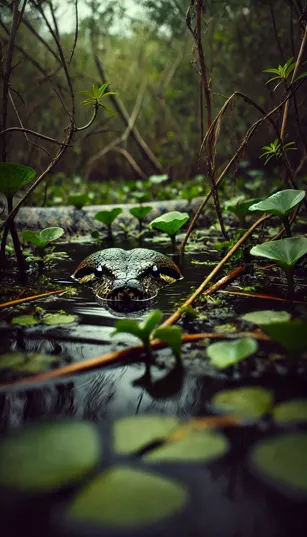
72,248,182,308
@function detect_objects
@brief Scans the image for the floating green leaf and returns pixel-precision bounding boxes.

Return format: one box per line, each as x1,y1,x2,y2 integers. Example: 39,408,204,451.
22,227,64,249
150,211,189,237
94,208,122,226
112,310,163,352
0,352,60,375
67,193,90,209
0,422,100,491
250,236,307,269
212,387,273,420
242,310,291,325
113,416,180,454
207,338,258,369
145,430,228,462
273,399,307,423
248,190,305,217
154,326,183,360
0,162,36,198
262,320,307,354
11,312,77,326
251,433,307,496
67,466,187,527
129,206,153,221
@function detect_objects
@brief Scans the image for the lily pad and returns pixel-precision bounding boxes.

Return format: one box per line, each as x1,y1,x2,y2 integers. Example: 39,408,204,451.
145,430,228,462
150,211,189,237
248,189,305,217
207,338,258,369
0,421,100,491
0,352,60,375
274,399,307,423
242,310,291,325
67,466,187,527
251,433,307,496
113,416,180,454
94,208,122,226
22,227,64,249
212,387,273,420
129,206,153,221
11,312,77,326
0,162,36,198
262,320,307,354
250,236,307,269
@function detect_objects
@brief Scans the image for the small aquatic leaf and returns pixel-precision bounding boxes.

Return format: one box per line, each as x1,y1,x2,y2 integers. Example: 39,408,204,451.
248,189,305,217
262,320,307,354
22,227,64,249
67,193,90,209
112,319,143,341
242,310,291,325
11,314,40,326
94,208,122,226
0,162,36,198
67,466,187,527
250,236,307,268
154,326,183,360
224,197,262,217
207,338,258,369
251,433,307,496
146,430,228,462
274,399,307,423
212,387,273,420
149,174,168,184
129,206,153,221
113,416,180,454
0,422,100,491
143,309,163,336
150,211,189,237
43,313,77,325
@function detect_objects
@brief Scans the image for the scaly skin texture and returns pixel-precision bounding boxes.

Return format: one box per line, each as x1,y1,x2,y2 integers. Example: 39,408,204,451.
72,248,182,303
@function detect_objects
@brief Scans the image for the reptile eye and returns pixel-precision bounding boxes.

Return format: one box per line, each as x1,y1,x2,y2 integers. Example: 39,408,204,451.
95,266,103,278
152,264,160,277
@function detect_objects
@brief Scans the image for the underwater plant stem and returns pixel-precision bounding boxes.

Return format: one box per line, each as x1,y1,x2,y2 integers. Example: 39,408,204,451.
171,235,177,249
162,214,270,328
0,289,65,309
281,215,292,237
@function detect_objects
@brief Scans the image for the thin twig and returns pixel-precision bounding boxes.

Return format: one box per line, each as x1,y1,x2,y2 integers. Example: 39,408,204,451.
0,289,66,309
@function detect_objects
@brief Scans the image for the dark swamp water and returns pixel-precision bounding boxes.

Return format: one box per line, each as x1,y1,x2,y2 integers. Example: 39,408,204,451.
0,237,306,537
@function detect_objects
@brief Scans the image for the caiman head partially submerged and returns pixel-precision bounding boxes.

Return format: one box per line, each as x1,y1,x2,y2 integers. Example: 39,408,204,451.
72,248,182,308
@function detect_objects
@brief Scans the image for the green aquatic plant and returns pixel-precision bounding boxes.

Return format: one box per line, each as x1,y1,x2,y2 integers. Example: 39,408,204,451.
262,320,307,357
0,162,36,267
206,338,258,369
94,208,123,238
150,211,189,248
250,236,307,298
22,227,64,249
112,310,163,358
129,206,153,231
224,196,262,227
67,192,90,209
249,189,305,236
154,326,183,360
180,185,202,202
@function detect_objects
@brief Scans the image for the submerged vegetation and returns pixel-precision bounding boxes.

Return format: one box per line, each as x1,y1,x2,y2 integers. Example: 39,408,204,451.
0,0,307,534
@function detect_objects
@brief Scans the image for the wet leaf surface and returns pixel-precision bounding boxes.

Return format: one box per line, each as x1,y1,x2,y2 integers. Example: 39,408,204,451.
273,399,307,423
242,310,291,325
113,416,180,454
212,387,273,420
207,338,258,368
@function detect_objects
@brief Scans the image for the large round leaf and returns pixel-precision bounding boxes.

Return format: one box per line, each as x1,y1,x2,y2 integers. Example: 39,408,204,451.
0,422,100,491
207,338,258,369
113,416,180,454
251,433,307,496
248,189,305,217
22,227,64,248
212,387,273,420
250,236,307,268
145,430,228,462
273,399,307,424
225,197,262,217
0,162,36,198
67,466,187,527
263,320,307,354
242,310,291,325
150,211,189,237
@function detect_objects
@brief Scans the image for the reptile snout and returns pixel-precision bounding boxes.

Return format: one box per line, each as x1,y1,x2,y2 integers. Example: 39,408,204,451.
108,279,149,301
